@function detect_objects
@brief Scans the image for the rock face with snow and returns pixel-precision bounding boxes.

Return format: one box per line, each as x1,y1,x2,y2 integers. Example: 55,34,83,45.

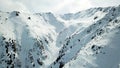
0,5,120,68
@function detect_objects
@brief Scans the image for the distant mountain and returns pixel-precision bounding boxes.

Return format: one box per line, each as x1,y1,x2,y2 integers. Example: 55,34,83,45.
0,5,120,68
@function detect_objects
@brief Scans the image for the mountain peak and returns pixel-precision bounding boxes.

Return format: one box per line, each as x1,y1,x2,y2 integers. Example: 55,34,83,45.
0,5,120,68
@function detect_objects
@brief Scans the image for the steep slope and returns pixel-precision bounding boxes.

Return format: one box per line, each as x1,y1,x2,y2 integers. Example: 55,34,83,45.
64,17,120,68
36,12,65,33
49,6,120,68
0,5,120,68
0,11,58,68
55,7,107,48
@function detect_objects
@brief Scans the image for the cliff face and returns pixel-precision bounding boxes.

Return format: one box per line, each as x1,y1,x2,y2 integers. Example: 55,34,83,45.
0,5,120,68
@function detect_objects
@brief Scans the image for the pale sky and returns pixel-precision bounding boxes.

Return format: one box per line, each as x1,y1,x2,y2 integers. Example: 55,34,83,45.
0,0,120,14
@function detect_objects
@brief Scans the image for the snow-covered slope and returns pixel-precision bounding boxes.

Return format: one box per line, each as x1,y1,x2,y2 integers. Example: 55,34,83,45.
0,5,120,68
49,6,120,68
35,12,65,33
0,11,58,68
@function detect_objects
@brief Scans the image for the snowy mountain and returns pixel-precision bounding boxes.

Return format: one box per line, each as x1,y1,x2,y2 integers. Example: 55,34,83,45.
0,5,120,68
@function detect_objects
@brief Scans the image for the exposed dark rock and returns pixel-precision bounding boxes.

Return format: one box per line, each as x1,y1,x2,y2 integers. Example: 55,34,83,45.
45,39,48,44
28,17,31,20
94,16,98,20
91,35,96,39
97,29,104,35
37,59,43,65
99,22,102,24
114,19,118,23
109,19,112,22
91,45,95,49
56,56,61,62
15,11,20,16
6,59,12,65
59,62,64,68
78,39,80,42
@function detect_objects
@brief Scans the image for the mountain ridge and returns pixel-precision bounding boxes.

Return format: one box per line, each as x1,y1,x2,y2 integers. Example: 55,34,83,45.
0,5,120,68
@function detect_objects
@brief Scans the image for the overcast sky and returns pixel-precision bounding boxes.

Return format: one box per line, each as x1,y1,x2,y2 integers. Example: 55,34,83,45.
0,0,120,14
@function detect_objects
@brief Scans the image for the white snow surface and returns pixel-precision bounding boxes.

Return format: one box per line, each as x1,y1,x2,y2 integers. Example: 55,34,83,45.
0,5,120,68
